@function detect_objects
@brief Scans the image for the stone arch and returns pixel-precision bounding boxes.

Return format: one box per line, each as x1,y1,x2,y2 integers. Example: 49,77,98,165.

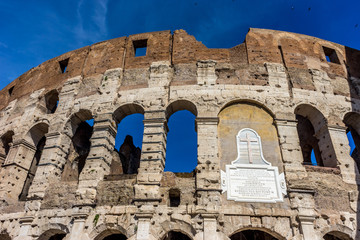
295,103,337,167
343,112,360,171
165,100,198,120
65,109,93,138
229,227,286,240
37,223,69,240
19,122,49,200
321,224,354,240
275,33,308,52
314,40,345,61
61,109,94,181
218,100,283,170
158,220,196,240
90,223,128,240
0,130,14,163
113,103,145,125
218,99,276,119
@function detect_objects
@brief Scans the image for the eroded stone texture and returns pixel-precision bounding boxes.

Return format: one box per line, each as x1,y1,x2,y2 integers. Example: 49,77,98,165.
0,29,359,240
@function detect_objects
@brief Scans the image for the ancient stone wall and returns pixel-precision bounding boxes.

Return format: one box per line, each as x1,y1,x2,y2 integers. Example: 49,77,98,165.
0,29,359,240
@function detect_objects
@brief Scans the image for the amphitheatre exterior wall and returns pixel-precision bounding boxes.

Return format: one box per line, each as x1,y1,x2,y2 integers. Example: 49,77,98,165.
0,29,359,240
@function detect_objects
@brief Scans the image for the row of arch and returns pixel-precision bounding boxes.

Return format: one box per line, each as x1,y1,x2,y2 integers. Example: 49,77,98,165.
20,226,353,240
0,99,360,200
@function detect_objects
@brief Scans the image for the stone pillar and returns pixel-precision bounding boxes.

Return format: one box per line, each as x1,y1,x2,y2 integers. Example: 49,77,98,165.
197,60,217,86
298,215,318,240
275,119,307,182
27,132,72,200
288,189,317,240
195,117,221,207
135,110,168,204
328,125,358,184
136,213,153,240
310,69,333,94
0,139,36,202
68,213,89,240
265,63,290,97
14,216,35,240
202,213,218,240
77,113,117,205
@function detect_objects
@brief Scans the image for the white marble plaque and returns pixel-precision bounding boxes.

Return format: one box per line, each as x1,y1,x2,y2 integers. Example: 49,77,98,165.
221,128,286,203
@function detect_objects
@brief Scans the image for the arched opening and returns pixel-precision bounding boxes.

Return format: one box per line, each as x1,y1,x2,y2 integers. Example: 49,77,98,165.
343,112,360,171
102,234,127,240
165,100,197,173
0,131,14,163
230,229,281,240
19,123,49,200
44,90,59,114
323,231,352,240
0,232,11,240
163,231,192,240
112,104,144,175
38,229,67,240
62,110,93,181
295,104,337,168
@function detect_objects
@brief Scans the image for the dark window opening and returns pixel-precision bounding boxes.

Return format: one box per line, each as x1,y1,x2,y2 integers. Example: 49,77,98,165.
59,58,69,73
19,136,46,201
45,90,59,114
1,131,14,157
296,115,324,166
323,46,340,64
133,39,148,57
48,234,66,240
103,234,127,240
230,230,279,240
8,86,14,96
163,231,191,240
169,188,180,207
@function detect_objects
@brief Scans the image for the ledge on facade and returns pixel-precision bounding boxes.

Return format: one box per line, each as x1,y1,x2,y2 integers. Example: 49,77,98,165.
304,165,341,175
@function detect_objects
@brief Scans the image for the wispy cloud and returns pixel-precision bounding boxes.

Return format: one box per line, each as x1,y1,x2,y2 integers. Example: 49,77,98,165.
0,42,8,48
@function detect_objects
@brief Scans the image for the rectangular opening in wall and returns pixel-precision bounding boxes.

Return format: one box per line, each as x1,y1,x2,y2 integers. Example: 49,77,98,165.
323,46,340,64
8,86,14,96
59,58,69,73
133,39,147,57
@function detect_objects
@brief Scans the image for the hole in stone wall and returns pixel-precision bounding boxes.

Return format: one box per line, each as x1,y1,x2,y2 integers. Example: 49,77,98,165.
8,86,14,96
102,234,127,240
59,58,69,73
165,110,197,173
323,46,340,64
169,188,180,207
230,230,280,240
133,39,148,57
45,90,59,114
1,131,14,158
163,231,191,240
113,114,144,174
346,128,359,171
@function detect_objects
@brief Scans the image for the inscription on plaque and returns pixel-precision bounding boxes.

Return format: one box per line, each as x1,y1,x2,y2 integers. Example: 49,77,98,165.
221,128,286,203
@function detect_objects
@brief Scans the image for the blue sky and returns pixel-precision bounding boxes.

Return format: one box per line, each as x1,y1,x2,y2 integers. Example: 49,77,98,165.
0,0,358,171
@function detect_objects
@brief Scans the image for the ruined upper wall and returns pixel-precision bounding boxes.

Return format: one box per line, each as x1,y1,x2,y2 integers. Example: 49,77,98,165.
1,28,359,110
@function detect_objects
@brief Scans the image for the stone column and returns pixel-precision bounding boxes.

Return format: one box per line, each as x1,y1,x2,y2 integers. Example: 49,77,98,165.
135,110,168,204
27,132,72,199
0,139,36,202
195,117,221,207
328,125,358,184
197,60,217,86
76,113,117,205
68,213,89,240
202,213,218,240
14,216,35,240
136,213,153,240
298,215,318,240
275,119,307,182
265,63,290,97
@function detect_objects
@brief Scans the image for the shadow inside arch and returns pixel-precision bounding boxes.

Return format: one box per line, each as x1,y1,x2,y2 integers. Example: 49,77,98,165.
229,227,286,240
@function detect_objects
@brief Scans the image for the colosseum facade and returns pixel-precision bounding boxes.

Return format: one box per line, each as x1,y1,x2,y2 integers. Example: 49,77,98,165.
0,29,359,240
